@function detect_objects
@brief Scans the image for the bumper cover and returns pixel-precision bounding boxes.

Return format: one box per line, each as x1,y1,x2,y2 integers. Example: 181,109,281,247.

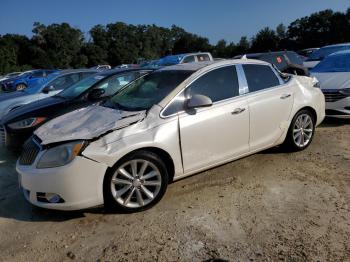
17,156,108,210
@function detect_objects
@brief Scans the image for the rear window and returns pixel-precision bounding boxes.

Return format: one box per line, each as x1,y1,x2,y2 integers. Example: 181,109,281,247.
243,64,280,92
197,54,211,62
311,53,350,73
308,45,350,61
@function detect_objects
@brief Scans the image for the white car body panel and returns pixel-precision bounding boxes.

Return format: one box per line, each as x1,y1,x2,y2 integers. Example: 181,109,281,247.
16,59,326,210
179,97,249,173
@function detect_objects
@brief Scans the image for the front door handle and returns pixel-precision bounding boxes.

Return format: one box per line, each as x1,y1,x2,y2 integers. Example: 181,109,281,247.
280,94,291,99
231,108,246,115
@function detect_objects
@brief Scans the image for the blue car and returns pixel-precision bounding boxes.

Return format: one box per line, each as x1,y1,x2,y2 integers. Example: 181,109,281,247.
0,69,59,92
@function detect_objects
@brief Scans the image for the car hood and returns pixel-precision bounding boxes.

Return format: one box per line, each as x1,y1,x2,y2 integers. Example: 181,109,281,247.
311,72,350,90
1,96,65,124
35,105,146,145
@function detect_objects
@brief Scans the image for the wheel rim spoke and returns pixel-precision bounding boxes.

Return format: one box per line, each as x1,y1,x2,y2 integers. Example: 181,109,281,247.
112,178,132,185
141,185,154,199
131,161,138,177
124,187,136,205
136,188,144,206
118,168,133,180
116,184,132,197
142,171,157,180
139,161,148,177
143,180,161,186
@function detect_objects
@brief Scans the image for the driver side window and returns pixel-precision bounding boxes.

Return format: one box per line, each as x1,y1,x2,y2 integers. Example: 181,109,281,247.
48,73,80,91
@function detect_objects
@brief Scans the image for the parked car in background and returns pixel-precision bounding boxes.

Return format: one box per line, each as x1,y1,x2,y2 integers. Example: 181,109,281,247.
157,52,213,66
0,68,152,150
90,65,111,70
234,51,309,76
0,69,98,121
310,50,350,118
303,43,350,69
16,59,325,212
298,48,319,59
0,72,22,82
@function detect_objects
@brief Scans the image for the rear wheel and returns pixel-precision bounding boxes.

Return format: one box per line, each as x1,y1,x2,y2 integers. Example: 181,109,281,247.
283,109,315,151
16,83,27,91
104,151,168,213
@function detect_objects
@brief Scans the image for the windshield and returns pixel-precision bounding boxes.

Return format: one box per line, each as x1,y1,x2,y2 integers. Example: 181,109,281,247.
311,53,350,73
57,74,106,99
103,70,193,111
307,45,350,61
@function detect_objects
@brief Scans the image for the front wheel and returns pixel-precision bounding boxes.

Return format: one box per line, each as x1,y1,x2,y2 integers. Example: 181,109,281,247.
104,151,169,213
283,109,315,151
16,83,27,91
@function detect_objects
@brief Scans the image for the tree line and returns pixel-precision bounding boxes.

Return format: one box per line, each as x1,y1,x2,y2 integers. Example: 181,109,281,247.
1,8,350,74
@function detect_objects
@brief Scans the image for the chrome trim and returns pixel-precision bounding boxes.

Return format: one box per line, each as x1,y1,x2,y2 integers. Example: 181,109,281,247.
236,64,249,95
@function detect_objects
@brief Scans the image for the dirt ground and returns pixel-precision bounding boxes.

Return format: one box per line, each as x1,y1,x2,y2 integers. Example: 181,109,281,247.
0,118,349,262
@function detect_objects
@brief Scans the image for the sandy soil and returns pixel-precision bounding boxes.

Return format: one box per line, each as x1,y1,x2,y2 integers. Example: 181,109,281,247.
0,118,349,262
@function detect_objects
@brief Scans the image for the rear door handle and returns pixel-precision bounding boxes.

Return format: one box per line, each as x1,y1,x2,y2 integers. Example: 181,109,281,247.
231,108,246,115
280,94,291,99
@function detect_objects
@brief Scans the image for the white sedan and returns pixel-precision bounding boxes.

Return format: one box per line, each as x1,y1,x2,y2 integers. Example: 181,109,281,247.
16,60,325,212
311,50,350,119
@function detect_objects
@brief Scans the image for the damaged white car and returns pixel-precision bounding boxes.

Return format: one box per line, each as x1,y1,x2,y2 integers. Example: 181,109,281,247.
16,60,325,212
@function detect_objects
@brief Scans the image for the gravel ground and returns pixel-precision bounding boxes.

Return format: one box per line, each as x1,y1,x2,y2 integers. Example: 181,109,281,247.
0,118,349,262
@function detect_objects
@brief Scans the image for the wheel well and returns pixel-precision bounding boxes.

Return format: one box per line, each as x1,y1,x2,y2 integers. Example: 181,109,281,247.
106,147,176,182
298,106,317,123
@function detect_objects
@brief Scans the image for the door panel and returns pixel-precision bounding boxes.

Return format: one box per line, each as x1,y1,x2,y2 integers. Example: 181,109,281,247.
247,84,294,151
179,98,249,173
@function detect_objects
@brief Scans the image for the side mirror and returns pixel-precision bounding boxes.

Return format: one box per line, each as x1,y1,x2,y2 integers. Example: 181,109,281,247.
42,85,55,94
88,89,105,101
186,94,212,109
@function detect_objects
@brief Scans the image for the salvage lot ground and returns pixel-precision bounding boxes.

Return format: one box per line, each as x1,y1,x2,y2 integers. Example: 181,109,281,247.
0,119,349,262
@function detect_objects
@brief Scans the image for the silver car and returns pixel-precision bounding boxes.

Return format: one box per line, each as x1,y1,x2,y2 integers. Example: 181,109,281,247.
0,69,98,120
17,59,325,212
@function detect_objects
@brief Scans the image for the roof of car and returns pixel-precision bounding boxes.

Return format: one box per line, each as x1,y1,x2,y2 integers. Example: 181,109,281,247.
323,43,350,48
327,49,350,57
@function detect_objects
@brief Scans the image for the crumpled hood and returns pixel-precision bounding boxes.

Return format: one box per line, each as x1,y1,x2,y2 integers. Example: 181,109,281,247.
311,72,350,90
35,105,146,145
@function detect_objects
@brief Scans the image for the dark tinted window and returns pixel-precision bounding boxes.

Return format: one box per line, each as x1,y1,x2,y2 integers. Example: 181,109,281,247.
188,66,239,102
243,64,280,92
48,73,80,90
197,54,210,62
183,55,195,63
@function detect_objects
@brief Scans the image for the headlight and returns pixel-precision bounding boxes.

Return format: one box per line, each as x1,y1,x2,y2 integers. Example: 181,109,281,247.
37,141,85,169
8,117,47,129
339,88,350,96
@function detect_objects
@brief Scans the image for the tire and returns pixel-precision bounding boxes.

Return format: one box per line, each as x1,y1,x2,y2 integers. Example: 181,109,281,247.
103,150,169,213
16,83,27,91
283,109,316,152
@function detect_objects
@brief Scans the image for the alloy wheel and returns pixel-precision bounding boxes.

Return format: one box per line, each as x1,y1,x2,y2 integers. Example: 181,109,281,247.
110,159,162,208
293,113,314,148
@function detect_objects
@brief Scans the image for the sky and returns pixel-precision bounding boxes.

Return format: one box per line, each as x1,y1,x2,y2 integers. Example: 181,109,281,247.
0,0,350,44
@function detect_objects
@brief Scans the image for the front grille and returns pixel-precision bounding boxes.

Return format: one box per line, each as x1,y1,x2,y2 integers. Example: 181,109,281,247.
19,138,41,165
322,90,348,102
0,125,6,147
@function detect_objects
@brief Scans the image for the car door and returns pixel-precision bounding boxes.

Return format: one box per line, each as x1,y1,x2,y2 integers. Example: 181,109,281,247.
242,64,294,151
178,65,250,174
